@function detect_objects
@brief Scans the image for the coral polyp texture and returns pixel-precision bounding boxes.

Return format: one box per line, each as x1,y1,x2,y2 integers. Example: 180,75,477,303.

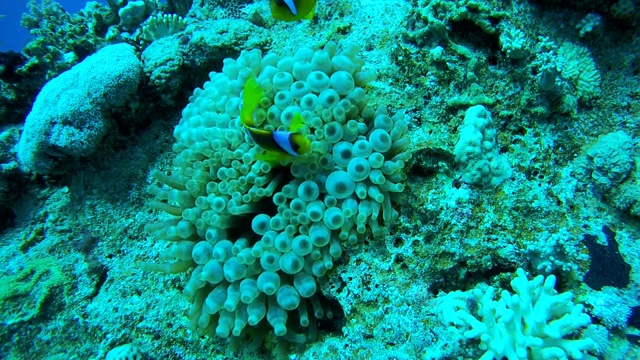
534,38,601,113
454,105,512,188
142,43,410,342
140,13,187,43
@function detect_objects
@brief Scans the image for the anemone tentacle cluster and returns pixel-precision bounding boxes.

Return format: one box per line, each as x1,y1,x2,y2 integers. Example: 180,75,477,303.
143,42,410,342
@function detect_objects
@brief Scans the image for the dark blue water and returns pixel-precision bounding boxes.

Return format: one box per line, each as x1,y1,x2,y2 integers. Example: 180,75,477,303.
0,0,106,52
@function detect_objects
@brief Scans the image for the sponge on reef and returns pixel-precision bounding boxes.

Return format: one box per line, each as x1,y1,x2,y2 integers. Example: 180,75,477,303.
142,42,410,343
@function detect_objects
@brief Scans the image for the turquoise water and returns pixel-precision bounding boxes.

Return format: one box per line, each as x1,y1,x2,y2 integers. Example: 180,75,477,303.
0,0,639,359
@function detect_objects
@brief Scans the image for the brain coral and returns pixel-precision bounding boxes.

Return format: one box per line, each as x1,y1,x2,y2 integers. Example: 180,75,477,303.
142,42,410,343
17,43,142,174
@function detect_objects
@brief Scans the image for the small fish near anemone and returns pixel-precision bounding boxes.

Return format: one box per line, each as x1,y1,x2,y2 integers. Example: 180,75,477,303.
240,76,311,163
270,0,317,21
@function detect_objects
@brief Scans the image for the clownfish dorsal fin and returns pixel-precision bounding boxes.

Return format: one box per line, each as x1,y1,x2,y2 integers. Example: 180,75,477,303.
240,75,263,128
289,113,306,132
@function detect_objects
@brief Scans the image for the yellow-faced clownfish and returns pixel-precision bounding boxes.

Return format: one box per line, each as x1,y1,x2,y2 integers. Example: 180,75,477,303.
240,76,311,162
269,0,317,21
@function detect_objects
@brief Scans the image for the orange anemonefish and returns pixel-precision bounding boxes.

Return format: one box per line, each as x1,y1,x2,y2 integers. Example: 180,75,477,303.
240,76,311,163
269,0,317,21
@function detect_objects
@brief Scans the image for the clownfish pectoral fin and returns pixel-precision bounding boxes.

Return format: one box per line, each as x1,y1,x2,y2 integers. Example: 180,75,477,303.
240,76,263,128
255,150,289,165
289,112,306,132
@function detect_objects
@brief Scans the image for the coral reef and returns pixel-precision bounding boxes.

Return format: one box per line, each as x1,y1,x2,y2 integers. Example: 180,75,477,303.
0,51,41,126
140,18,270,107
573,131,635,193
0,127,21,228
1,0,639,359
534,38,602,113
21,0,115,80
587,287,632,329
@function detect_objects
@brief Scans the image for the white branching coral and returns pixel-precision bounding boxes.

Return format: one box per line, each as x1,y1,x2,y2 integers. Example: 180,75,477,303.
499,26,526,59
454,269,598,360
